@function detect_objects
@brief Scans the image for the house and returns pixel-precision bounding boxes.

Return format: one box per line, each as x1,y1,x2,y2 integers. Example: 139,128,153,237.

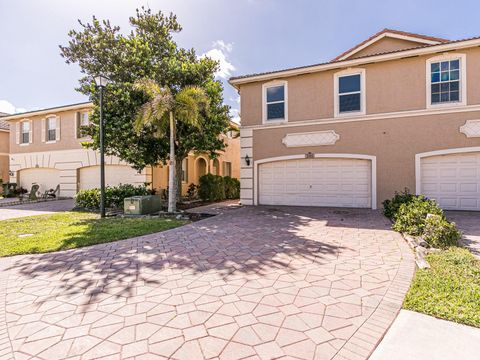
2,102,239,197
0,115,9,184
229,29,480,211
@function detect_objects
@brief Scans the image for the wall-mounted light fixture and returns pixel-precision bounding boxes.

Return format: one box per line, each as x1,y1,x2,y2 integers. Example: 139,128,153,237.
244,154,251,166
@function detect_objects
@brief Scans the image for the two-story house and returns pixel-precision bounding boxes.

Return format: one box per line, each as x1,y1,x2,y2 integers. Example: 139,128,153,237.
230,29,480,211
0,115,9,184
3,102,239,197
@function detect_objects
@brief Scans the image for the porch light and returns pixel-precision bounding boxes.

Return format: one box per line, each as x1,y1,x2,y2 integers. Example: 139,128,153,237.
245,154,251,166
94,75,110,88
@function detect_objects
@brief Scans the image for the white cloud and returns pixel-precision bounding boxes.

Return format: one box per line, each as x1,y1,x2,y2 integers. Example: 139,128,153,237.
230,108,240,124
0,100,26,114
201,40,236,79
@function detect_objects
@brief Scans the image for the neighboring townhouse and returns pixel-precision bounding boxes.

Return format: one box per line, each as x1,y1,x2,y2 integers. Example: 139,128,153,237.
3,102,239,197
0,115,9,184
230,29,480,211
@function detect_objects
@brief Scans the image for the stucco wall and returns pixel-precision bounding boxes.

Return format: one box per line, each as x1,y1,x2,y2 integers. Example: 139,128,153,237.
0,131,9,185
346,37,427,60
9,106,91,154
242,111,480,207
239,47,480,126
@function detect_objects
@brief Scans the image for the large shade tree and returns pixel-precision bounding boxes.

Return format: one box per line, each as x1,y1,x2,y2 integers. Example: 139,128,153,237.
60,8,231,195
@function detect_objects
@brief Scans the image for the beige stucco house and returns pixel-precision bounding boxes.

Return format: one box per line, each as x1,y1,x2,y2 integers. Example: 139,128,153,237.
0,116,9,185
230,29,480,211
3,102,239,197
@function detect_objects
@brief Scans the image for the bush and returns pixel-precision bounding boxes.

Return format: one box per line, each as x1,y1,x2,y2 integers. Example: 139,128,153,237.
186,183,199,200
382,188,416,220
198,174,225,201
75,184,149,209
423,214,461,248
224,176,240,199
392,196,444,236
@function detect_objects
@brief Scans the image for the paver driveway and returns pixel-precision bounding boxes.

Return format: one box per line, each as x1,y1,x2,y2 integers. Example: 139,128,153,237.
0,206,414,360
0,199,74,221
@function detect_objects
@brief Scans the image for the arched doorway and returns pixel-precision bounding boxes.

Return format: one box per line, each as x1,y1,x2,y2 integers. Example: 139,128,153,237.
212,159,220,175
196,158,207,182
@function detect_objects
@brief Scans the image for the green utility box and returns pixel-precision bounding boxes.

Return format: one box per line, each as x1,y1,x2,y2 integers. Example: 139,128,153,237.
124,195,162,215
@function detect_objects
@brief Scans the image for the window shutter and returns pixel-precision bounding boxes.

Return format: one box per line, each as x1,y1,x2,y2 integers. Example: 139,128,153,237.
28,120,33,143
15,122,20,144
41,119,46,142
56,117,61,141
75,112,80,138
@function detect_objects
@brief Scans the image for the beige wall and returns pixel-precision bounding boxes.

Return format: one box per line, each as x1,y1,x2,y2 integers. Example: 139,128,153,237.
9,106,91,154
248,111,480,207
346,37,426,60
152,133,240,196
239,47,480,126
0,131,9,184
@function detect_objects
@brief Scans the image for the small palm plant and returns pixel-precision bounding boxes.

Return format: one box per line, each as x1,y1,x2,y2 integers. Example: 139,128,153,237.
133,79,209,212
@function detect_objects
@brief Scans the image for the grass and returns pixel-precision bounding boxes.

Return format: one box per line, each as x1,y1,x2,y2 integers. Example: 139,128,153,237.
0,211,187,257
404,247,480,327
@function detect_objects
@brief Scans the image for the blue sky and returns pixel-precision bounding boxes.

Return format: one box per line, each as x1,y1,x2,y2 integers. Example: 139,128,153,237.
1,0,479,121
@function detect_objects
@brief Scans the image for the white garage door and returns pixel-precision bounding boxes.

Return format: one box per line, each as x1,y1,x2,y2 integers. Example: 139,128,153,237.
420,152,480,210
259,158,372,208
78,165,144,190
19,168,61,194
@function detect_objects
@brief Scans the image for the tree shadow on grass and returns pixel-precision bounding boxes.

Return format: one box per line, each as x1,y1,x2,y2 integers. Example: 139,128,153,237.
5,206,391,309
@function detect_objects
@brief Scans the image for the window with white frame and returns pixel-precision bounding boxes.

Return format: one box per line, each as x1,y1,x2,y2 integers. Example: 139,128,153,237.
223,161,232,177
77,111,89,138
264,82,287,122
181,158,188,182
338,73,362,114
46,116,56,141
429,59,461,104
21,121,30,144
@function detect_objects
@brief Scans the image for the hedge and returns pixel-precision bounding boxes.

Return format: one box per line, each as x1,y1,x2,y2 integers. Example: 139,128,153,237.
198,174,240,202
75,184,150,210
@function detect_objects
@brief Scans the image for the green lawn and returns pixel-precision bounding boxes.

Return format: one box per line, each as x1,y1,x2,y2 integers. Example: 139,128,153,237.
0,212,187,257
404,247,480,327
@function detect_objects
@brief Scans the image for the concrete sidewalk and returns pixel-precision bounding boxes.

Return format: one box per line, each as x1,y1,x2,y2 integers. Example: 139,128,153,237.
370,310,480,360
0,199,74,221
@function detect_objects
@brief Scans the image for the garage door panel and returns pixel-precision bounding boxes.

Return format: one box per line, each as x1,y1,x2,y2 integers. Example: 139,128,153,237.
420,152,480,211
259,158,371,208
79,165,144,190
19,168,61,194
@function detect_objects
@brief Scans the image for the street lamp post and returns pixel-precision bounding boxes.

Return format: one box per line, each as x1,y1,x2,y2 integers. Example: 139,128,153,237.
94,75,109,218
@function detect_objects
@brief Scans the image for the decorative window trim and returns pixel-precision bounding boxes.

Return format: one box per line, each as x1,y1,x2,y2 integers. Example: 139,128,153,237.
262,80,288,124
19,120,32,145
426,53,467,109
460,119,480,138
334,68,366,118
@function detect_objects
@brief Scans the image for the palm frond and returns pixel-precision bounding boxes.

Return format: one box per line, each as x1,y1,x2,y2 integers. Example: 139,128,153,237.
175,86,209,127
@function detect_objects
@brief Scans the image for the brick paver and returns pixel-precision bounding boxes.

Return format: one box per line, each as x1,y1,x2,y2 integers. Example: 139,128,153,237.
0,206,415,359
446,211,480,258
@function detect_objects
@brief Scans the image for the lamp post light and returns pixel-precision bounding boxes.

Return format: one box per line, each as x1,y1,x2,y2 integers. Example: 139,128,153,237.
94,75,109,218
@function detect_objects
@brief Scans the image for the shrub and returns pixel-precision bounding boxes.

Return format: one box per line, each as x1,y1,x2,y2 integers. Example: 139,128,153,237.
75,184,149,209
224,176,240,199
198,174,225,202
186,183,199,200
392,195,444,236
382,188,416,220
423,214,461,248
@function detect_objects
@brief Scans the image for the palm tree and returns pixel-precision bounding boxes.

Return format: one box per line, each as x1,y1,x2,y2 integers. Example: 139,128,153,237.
133,79,209,212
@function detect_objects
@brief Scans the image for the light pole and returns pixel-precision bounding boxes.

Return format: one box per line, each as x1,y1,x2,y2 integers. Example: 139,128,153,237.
94,75,109,218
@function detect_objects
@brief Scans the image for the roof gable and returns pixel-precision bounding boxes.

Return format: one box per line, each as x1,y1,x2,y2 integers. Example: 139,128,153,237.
332,29,449,62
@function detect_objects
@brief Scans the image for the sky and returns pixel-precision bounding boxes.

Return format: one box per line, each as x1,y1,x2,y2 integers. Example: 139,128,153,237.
1,0,480,122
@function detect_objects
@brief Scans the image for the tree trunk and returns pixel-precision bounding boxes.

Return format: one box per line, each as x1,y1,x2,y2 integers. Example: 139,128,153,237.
168,111,176,213
175,157,183,203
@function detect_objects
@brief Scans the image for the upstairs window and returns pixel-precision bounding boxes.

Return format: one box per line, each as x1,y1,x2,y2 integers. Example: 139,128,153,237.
46,116,56,141
77,111,90,138
21,121,30,144
263,81,288,122
427,54,466,107
430,60,460,104
335,69,365,117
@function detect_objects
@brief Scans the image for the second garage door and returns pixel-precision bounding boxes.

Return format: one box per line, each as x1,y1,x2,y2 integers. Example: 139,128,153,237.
258,158,372,208
420,151,480,210
78,165,144,190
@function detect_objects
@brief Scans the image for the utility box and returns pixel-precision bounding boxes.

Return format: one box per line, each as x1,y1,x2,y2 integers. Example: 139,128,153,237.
124,195,162,215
